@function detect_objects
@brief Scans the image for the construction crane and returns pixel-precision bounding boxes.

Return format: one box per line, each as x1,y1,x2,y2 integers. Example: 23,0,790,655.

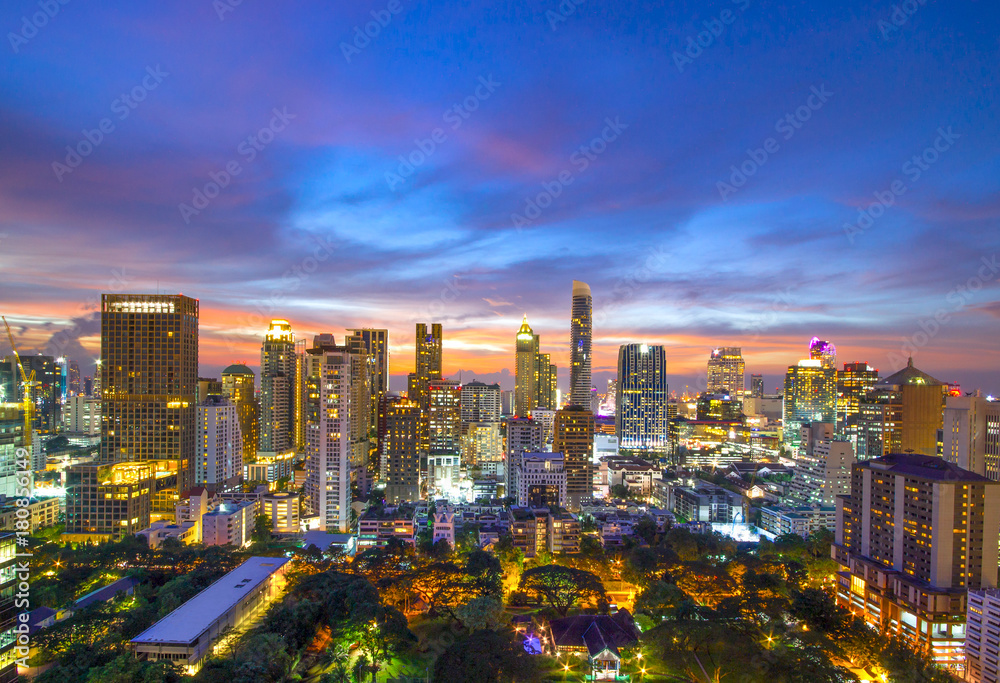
2,316,36,450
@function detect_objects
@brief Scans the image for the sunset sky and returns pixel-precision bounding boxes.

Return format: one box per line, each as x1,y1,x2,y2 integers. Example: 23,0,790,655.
1,1,998,394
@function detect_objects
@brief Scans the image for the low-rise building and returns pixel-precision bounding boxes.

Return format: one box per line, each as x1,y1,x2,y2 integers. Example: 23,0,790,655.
549,610,640,681
202,499,258,547
137,521,199,549
432,511,456,547
548,510,580,554
0,496,59,532
759,505,836,538
261,492,299,534
672,484,733,523
131,557,290,674
515,452,566,508
357,507,417,551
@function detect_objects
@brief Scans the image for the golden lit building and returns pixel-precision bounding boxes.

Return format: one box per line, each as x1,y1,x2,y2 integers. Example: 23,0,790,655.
707,347,745,395
833,453,1000,672
64,462,154,539
554,405,595,511
782,359,836,449
381,396,421,503
222,363,258,466
259,320,296,453
515,316,556,416
858,358,948,459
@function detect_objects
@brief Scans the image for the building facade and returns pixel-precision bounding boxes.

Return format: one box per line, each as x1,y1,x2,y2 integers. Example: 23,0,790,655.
195,397,242,491
554,406,595,511
707,347,744,395
221,364,258,468
381,396,421,504
616,343,669,453
569,281,592,408
942,395,1000,480
782,359,836,449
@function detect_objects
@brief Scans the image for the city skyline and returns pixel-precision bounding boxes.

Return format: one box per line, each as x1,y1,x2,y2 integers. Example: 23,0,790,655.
0,2,998,395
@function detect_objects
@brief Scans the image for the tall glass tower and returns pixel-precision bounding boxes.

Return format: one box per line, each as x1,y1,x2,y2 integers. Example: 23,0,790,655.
616,343,669,452
569,281,592,408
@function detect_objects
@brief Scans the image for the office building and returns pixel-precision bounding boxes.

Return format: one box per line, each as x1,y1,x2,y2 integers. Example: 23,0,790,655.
569,281,592,408
0,533,16,682
381,396,421,504
347,329,389,479
750,374,764,398
410,322,442,407
201,499,258,547
615,343,669,452
0,354,62,433
858,358,948,459
515,316,540,417
427,452,461,497
507,417,545,488
428,380,461,454
782,359,836,449
706,347,745,395
833,454,1000,671
759,505,836,538
461,380,501,423
554,406,595,510
809,337,837,369
195,396,242,491
790,436,855,507
0,405,25,499
91,294,198,527
221,364,258,467
943,395,1000,480
259,320,297,453
696,394,743,421
64,462,155,538
836,361,878,454
461,421,502,466
515,452,566,507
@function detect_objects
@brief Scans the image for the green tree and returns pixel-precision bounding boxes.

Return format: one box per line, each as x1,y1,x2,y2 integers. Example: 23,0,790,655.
517,565,606,617
634,515,658,544
86,654,182,683
432,629,539,683
251,513,273,545
455,596,504,632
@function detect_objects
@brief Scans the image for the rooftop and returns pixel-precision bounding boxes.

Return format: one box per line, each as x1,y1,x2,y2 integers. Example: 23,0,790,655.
131,557,289,646
864,453,991,482
877,357,944,387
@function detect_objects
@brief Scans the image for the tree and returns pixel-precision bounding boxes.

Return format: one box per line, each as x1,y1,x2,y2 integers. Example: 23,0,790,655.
634,515,658,545
432,629,538,683
455,596,504,632
464,549,503,598
517,565,606,617
610,483,631,500
579,535,604,557
634,580,688,619
251,513,273,545
86,654,182,683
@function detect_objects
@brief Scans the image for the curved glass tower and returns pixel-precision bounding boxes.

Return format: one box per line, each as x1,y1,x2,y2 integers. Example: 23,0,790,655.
569,280,592,408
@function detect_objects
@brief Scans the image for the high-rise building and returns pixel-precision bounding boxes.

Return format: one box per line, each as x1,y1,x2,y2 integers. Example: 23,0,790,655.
833,454,1000,671
569,281,592,408
303,340,357,532
750,373,764,398
942,395,1000,479
515,316,539,417
615,343,669,452
461,421,503,466
966,589,1000,683
836,361,878,455
67,359,81,397
706,347,744,396
460,380,501,424
553,406,595,510
782,359,836,450
428,380,461,454
347,329,389,477
808,337,837,370
857,358,948,459
0,405,25,498
411,323,442,406
92,294,198,526
196,396,242,491
259,320,297,453
0,533,16,682
535,353,557,411
515,452,566,507
0,354,62,433
380,396,420,504
222,364,258,467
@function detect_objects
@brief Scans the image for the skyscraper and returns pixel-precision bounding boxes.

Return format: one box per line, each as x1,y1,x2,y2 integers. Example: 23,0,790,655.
428,380,462,454
554,405,595,510
380,396,421,503
68,293,198,535
569,281,592,408
411,323,442,406
942,395,1000,479
616,343,669,452
259,320,297,453
515,316,539,417
836,361,878,454
834,454,999,671
857,358,948,459
196,396,242,491
460,380,501,423
782,359,836,450
750,374,764,398
809,337,837,370
706,347,745,395
0,354,62,433
222,363,258,467
303,338,358,532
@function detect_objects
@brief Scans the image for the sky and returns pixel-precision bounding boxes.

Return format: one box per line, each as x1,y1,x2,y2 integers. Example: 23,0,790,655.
0,0,998,395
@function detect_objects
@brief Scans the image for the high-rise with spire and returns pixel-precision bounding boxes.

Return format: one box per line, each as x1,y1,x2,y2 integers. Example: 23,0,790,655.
515,315,539,417
569,281,592,408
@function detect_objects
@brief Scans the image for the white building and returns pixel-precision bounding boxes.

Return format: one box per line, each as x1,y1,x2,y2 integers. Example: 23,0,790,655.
943,395,1000,479
62,395,100,435
196,397,243,490
461,421,503,465
760,505,836,538
262,492,299,534
530,408,557,444
304,347,353,532
515,452,566,507
427,453,461,499
790,438,855,506
967,589,1000,683
202,499,258,547
460,381,501,423
432,511,456,547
